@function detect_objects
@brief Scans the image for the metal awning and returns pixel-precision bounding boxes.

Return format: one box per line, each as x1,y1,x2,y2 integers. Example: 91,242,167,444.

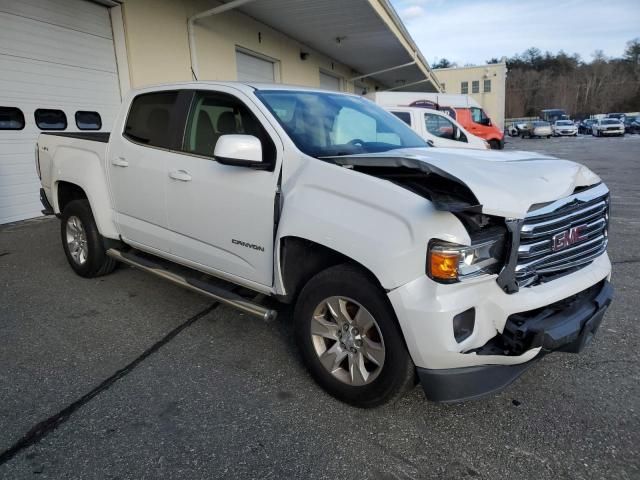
194,0,440,92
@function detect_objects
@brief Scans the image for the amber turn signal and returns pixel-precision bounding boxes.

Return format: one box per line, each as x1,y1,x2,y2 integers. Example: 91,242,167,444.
429,250,459,281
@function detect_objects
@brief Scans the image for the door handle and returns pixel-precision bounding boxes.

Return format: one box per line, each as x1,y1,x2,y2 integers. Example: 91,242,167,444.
169,170,192,182
112,157,129,167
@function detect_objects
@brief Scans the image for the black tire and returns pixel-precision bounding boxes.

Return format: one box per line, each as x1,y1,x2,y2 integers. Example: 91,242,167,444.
294,264,415,408
488,139,502,150
60,199,117,278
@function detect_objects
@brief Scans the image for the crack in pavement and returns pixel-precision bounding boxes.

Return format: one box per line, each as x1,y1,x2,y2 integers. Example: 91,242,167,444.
0,302,220,465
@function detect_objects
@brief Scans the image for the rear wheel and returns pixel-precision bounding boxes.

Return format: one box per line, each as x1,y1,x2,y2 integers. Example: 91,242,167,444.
488,139,502,149
294,264,415,407
60,199,117,278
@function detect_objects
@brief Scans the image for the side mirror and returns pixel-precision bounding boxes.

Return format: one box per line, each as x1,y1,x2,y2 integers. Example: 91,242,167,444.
214,135,263,168
481,118,492,126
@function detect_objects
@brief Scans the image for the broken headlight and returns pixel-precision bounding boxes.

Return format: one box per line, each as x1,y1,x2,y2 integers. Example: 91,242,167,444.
428,237,505,283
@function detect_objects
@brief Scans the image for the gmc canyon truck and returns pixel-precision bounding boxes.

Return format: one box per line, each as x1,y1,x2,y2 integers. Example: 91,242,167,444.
37,82,613,407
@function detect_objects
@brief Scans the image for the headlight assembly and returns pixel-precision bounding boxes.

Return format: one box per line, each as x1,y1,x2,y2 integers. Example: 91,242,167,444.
427,238,505,283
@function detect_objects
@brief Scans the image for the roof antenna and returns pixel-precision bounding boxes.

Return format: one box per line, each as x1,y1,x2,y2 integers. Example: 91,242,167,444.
191,67,198,81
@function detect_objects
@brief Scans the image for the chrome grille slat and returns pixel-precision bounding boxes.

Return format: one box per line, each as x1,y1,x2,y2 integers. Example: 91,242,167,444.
520,201,606,238
516,235,606,272
518,218,606,258
515,185,609,287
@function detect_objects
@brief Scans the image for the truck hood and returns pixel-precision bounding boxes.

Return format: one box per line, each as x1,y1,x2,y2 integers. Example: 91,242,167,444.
326,147,601,219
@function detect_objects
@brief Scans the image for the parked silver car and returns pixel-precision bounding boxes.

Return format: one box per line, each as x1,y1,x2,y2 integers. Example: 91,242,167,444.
521,121,552,138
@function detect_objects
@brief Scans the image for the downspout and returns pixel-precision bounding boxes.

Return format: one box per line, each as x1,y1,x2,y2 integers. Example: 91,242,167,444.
187,0,257,80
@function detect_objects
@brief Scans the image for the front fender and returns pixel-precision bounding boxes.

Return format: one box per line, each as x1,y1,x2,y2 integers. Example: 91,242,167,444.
275,161,469,290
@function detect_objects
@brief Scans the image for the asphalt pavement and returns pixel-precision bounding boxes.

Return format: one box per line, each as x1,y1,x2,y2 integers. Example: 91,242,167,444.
0,134,638,479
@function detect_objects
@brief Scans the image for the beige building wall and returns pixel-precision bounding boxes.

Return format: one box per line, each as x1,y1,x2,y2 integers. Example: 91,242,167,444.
119,0,380,94
434,62,507,129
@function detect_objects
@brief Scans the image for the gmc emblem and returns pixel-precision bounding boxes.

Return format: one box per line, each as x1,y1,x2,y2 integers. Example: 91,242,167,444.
551,225,588,251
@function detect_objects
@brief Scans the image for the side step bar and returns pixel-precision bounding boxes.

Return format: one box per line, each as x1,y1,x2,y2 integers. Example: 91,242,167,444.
106,249,277,322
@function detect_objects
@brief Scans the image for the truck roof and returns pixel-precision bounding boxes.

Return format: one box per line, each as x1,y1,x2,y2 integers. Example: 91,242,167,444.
126,81,360,98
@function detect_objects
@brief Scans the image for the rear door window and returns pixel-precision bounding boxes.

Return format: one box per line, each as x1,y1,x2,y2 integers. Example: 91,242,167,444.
75,111,102,130
35,109,67,130
0,107,25,130
124,91,180,149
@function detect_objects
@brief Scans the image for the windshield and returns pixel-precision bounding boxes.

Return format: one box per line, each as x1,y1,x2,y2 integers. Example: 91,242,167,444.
602,119,620,125
255,90,427,157
556,120,573,126
533,121,550,127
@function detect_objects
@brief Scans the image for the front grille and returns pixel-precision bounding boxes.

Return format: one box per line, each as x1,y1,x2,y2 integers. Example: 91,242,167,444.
515,183,609,287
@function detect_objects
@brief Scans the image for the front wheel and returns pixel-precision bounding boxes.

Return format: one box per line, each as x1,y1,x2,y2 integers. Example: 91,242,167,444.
294,264,415,407
60,199,117,278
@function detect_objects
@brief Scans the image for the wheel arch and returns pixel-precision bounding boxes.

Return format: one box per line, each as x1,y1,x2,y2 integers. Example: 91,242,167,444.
51,150,119,239
276,236,385,304
56,181,88,213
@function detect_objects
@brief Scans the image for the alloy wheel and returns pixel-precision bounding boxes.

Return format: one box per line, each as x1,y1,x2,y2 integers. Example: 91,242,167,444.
65,215,88,265
310,296,386,386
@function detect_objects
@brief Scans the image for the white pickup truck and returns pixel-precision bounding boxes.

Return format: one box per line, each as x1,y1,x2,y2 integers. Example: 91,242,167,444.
37,82,613,407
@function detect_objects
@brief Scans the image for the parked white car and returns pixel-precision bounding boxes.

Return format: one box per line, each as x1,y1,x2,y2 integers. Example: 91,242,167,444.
521,121,553,138
386,107,489,150
36,82,613,406
592,118,625,137
552,120,578,137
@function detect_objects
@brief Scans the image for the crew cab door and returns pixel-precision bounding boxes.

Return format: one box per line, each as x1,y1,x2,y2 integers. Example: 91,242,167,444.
165,89,281,286
108,90,186,252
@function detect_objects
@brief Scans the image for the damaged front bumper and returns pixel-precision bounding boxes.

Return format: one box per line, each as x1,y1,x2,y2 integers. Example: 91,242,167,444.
388,252,612,403
416,279,613,402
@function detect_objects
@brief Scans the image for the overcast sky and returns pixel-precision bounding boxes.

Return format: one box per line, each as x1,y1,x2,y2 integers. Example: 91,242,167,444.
390,0,640,66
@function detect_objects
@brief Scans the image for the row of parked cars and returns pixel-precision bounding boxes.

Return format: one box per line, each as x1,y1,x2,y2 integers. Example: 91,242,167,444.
579,116,640,135
508,115,640,139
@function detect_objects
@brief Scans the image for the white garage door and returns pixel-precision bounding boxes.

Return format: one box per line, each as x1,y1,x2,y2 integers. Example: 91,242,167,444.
236,50,276,83
320,71,341,91
0,0,121,224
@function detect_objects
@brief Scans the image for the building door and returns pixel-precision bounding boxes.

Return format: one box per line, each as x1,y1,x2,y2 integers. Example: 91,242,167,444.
0,0,121,224
236,50,276,82
319,71,341,91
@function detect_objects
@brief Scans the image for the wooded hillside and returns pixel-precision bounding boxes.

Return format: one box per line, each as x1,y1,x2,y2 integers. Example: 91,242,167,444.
503,39,640,118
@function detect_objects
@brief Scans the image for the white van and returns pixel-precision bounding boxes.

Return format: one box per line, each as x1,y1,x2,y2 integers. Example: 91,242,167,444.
386,106,489,150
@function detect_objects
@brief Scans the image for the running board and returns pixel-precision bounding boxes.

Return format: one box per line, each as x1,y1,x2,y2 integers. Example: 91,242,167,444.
106,249,277,322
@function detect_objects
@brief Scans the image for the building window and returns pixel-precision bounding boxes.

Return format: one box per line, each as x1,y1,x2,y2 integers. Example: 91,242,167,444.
124,91,179,149
319,71,342,91
34,109,67,130
461,81,468,94
440,83,445,92
484,79,492,92
472,81,479,94
0,107,25,130
236,49,277,82
75,111,102,130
